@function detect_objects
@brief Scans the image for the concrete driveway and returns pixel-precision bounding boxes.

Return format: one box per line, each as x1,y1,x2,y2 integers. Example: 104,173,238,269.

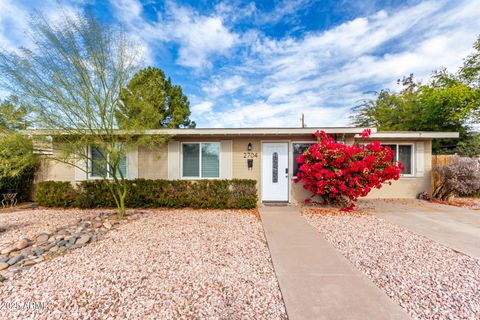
359,199,480,259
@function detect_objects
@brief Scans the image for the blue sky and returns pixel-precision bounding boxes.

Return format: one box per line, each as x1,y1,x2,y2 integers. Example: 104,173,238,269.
1,0,479,128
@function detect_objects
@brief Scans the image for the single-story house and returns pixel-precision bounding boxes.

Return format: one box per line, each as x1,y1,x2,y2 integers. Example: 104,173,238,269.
34,127,458,203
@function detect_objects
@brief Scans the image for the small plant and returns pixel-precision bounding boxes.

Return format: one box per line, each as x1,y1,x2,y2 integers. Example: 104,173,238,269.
417,191,431,201
433,156,480,200
294,130,402,210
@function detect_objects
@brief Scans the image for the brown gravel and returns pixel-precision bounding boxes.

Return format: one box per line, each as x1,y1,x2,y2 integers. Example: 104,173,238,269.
450,197,480,210
0,209,286,319
303,211,480,320
0,209,102,247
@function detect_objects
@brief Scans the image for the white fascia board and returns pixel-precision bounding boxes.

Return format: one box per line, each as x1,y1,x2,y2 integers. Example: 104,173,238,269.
143,127,377,136
25,127,377,137
355,132,460,139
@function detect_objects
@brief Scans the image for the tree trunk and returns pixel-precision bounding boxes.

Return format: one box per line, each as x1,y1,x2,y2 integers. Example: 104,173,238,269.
118,191,126,218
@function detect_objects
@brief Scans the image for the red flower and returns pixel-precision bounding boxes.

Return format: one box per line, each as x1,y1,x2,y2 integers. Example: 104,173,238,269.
360,129,371,139
294,130,401,210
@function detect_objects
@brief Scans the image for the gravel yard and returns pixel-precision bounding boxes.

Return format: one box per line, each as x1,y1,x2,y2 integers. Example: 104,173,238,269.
303,209,480,320
450,197,480,210
0,209,101,247
0,209,286,319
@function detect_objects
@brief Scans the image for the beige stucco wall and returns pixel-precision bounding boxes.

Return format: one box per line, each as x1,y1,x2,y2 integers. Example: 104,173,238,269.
35,143,76,183
366,139,432,198
138,145,168,179
35,135,433,203
232,138,262,185
36,159,75,182
229,136,433,202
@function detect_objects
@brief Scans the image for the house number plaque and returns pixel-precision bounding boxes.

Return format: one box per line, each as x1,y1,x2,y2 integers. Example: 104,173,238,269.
243,152,258,159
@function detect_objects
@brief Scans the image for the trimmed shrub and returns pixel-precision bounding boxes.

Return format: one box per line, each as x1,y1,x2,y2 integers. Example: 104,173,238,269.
228,179,258,209
433,156,480,200
35,181,78,207
36,179,258,209
75,180,117,208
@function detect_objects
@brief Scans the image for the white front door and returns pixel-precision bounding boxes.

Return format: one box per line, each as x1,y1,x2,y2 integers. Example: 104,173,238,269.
262,143,289,201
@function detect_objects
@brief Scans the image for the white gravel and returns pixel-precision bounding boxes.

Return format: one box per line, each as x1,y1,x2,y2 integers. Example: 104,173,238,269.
0,209,286,319
303,210,480,320
0,209,102,246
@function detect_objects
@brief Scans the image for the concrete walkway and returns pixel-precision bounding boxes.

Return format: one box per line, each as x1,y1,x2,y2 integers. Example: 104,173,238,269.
363,199,480,259
260,206,409,320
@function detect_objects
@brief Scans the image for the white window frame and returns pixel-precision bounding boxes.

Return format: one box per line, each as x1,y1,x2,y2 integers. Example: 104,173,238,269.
291,141,316,178
382,143,415,177
88,146,127,180
180,142,221,179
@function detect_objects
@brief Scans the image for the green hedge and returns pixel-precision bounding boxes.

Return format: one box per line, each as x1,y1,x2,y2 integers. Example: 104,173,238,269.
35,179,258,209
34,181,78,207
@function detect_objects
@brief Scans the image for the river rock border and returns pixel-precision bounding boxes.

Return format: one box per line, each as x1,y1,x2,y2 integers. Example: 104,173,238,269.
0,210,146,282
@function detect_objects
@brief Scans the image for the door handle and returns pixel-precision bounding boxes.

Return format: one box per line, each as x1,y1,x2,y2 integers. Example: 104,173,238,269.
285,168,289,177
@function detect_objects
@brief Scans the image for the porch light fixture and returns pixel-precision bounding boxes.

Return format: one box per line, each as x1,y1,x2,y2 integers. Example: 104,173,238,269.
247,143,252,151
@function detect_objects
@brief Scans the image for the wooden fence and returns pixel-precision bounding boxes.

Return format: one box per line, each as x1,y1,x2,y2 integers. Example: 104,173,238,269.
431,155,454,194
432,155,454,168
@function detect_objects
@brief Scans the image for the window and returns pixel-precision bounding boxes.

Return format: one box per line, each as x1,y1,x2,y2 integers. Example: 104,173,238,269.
292,143,314,176
90,147,127,179
383,144,413,175
272,152,278,183
182,143,220,178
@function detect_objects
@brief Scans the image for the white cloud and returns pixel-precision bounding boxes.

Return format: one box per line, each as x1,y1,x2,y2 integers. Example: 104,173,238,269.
2,0,480,128
166,8,239,68
110,0,239,69
193,0,480,127
202,75,246,97
191,101,213,114
109,0,143,22
0,0,33,50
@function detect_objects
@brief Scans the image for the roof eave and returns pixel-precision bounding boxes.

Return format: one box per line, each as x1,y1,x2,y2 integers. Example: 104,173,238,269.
23,127,377,136
355,132,460,139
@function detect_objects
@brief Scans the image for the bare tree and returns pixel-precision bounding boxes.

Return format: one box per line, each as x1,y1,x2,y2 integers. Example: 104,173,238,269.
0,10,167,217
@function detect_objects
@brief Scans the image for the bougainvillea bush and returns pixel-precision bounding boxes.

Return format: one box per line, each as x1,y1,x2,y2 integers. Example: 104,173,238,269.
294,130,403,210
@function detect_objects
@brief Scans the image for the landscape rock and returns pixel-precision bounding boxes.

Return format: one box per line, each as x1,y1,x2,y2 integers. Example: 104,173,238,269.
7,255,24,266
35,233,50,243
92,221,103,228
0,209,145,282
75,235,91,246
68,236,78,246
22,260,36,267
56,229,68,236
19,248,32,256
41,243,55,251
0,209,287,319
1,246,15,255
14,238,31,251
